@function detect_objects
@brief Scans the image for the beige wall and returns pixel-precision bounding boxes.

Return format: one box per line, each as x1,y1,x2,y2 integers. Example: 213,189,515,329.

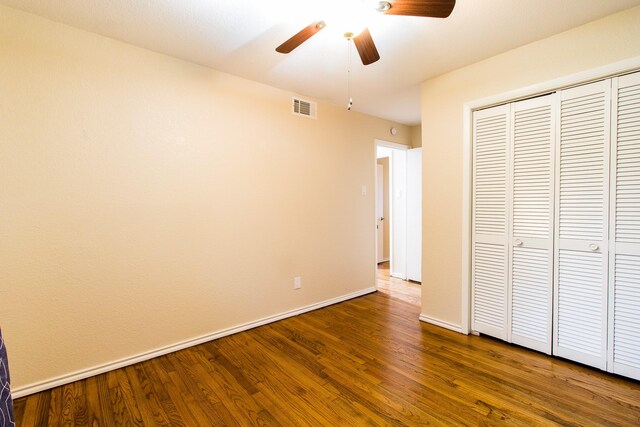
376,157,390,261
0,5,412,392
411,125,422,148
421,6,640,328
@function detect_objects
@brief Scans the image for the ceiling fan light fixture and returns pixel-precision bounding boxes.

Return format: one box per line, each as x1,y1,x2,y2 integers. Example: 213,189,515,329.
375,1,392,13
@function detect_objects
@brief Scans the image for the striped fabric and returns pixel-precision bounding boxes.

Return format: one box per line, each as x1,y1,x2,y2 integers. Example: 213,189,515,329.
0,328,14,427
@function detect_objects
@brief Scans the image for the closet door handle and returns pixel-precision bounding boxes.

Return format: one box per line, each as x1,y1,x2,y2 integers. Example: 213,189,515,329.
515,239,523,247
589,243,599,252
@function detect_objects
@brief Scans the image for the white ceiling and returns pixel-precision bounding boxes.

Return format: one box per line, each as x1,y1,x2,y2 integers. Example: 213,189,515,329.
3,0,640,125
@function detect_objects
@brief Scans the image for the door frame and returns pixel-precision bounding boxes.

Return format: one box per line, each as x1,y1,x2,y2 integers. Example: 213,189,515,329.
374,139,409,287
461,56,640,335
406,147,422,283
376,163,386,264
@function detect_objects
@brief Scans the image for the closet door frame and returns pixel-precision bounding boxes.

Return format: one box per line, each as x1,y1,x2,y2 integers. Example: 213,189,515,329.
462,57,640,336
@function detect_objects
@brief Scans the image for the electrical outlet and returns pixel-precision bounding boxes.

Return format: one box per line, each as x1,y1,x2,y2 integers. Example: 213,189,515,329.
294,276,302,290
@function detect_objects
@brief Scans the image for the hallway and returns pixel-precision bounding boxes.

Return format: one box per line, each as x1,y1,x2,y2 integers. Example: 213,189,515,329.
376,261,421,306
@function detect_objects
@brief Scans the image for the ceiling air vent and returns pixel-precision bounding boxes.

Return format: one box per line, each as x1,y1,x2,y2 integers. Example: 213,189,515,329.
292,97,317,119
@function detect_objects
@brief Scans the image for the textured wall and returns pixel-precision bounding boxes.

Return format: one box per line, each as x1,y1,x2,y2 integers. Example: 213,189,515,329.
0,5,411,393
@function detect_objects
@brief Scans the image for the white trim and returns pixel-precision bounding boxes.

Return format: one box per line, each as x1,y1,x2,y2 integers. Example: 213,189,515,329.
12,287,376,399
461,56,640,338
377,140,409,281
461,104,472,335
419,314,463,334
375,139,409,151
374,145,382,285
608,76,619,376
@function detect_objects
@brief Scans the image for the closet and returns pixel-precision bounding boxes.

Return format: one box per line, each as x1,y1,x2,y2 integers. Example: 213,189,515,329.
471,71,640,381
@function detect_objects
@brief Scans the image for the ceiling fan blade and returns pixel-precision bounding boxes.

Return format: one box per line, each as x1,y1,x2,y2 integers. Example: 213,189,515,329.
383,0,456,18
353,28,380,66
276,21,326,54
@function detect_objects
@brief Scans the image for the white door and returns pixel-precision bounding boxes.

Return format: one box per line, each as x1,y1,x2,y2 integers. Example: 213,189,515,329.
508,94,556,354
406,148,422,282
608,71,640,380
472,104,510,340
376,163,385,264
390,149,408,279
554,80,611,370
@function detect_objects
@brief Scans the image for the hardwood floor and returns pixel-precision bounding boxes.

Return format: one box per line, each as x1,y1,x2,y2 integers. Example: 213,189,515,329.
14,292,640,426
376,261,421,306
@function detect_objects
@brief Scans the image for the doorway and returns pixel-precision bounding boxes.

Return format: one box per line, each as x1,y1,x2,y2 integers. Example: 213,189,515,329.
375,141,422,304
376,144,406,279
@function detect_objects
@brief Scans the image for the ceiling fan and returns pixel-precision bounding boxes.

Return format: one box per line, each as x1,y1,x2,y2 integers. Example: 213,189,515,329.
275,0,456,66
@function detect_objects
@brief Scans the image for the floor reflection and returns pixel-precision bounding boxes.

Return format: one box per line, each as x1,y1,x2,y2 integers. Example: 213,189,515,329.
376,261,421,306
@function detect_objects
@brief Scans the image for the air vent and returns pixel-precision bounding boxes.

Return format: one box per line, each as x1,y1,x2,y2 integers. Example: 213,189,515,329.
292,97,317,119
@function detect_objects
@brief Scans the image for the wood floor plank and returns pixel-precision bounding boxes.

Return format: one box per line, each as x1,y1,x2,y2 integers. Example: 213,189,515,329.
110,368,145,426
17,390,50,427
105,372,131,425
13,285,640,426
146,358,198,427
94,374,118,426
125,363,172,426
44,385,62,426
188,346,278,426
168,350,239,426
226,331,343,426
12,395,26,425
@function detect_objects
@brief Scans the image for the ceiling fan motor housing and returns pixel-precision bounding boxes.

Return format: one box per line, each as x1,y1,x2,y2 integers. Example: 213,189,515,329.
375,1,392,13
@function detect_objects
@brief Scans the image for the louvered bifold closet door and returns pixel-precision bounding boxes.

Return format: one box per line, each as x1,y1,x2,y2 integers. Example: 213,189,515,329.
509,95,556,354
472,104,510,340
608,71,640,380
554,80,611,370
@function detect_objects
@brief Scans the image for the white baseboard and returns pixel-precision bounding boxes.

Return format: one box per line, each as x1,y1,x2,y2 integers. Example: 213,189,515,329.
12,287,376,399
419,314,464,334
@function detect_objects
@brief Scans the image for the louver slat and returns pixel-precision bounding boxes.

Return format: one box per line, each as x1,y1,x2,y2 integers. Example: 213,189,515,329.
559,92,607,241
610,72,640,380
510,96,555,354
613,254,640,377
554,80,610,370
616,81,640,244
474,113,508,236
512,247,550,344
472,105,509,340
557,250,604,357
474,243,507,333
513,104,552,239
